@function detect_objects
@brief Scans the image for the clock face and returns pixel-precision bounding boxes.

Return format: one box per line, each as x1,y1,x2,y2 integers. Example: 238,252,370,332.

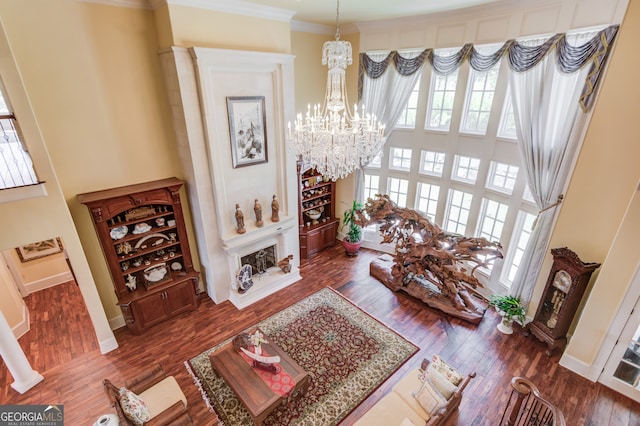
552,270,572,293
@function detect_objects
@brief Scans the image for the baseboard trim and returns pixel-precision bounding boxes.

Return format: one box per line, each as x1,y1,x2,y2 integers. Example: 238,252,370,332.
108,314,126,331
99,336,119,354
12,303,30,339
559,352,599,382
25,271,74,294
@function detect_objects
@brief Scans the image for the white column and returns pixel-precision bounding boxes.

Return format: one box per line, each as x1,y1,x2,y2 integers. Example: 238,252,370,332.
0,309,43,393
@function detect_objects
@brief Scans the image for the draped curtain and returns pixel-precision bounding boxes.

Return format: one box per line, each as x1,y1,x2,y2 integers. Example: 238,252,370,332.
358,25,618,304
359,26,618,109
355,50,426,203
508,29,612,303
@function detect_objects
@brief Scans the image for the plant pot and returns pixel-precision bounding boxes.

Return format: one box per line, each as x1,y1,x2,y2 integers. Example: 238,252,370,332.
342,239,361,256
497,316,514,334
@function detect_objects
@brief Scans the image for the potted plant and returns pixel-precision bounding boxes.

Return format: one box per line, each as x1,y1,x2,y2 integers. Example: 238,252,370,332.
341,200,364,256
488,294,526,335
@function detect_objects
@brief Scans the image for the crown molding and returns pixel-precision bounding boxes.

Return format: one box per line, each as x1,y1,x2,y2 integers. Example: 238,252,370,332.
148,0,295,22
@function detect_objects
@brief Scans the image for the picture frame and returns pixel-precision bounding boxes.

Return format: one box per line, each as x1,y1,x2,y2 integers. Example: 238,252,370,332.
227,96,268,168
16,237,64,262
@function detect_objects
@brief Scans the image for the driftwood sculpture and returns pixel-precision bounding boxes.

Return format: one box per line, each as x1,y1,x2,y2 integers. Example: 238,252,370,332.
359,194,503,323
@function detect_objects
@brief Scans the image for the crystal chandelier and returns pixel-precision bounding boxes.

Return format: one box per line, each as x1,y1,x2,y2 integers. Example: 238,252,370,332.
287,0,385,181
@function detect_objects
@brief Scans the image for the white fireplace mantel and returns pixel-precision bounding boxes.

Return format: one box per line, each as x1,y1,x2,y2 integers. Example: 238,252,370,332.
159,46,300,308
221,216,296,250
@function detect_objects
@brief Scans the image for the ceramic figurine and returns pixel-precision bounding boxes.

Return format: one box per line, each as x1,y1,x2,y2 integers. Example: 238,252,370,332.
254,198,263,227
235,203,246,234
271,194,280,222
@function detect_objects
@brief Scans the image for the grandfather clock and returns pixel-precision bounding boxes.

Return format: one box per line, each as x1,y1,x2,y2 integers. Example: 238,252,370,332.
528,247,600,356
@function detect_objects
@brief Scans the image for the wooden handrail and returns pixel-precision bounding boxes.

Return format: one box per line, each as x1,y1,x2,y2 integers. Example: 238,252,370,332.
500,376,566,426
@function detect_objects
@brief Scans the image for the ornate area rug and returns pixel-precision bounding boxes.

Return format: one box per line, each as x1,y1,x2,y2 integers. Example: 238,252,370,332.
185,287,418,425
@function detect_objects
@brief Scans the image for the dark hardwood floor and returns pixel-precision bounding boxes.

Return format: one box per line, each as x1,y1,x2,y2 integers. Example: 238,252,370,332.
1,245,639,425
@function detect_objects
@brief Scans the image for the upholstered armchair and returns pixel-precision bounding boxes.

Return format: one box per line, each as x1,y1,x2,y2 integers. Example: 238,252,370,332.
103,363,193,425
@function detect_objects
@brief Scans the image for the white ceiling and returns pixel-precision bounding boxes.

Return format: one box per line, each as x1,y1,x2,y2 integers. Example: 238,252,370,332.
239,0,503,26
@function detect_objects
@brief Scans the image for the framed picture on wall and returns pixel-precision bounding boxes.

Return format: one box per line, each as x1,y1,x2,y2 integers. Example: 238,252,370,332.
16,237,64,262
227,96,268,168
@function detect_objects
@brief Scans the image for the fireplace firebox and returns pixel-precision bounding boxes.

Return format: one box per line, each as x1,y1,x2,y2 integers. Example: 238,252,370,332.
240,245,276,275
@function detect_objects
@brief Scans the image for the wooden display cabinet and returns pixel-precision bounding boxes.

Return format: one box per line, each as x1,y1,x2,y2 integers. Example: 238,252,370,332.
78,177,200,334
527,247,600,355
297,161,339,261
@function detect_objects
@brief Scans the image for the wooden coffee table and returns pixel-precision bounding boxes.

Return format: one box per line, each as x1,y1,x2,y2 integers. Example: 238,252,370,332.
209,328,309,425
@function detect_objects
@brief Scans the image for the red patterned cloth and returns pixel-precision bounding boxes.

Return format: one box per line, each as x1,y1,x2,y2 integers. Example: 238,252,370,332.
239,348,296,397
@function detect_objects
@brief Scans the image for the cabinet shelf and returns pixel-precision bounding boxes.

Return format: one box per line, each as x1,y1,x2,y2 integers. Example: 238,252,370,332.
117,270,198,304
111,225,178,247
108,210,174,230
302,200,331,213
302,180,331,190
302,190,330,201
117,239,180,260
119,253,183,276
302,173,324,181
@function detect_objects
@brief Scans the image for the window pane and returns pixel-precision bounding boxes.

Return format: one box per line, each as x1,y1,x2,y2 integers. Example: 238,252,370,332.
388,177,409,207
475,198,508,271
487,161,519,194
433,92,444,109
445,189,473,234
430,112,441,128
452,155,480,184
479,199,508,241
416,182,440,221
504,211,536,283
426,69,458,131
364,174,380,200
461,63,500,135
389,147,412,171
0,84,39,189
420,150,445,177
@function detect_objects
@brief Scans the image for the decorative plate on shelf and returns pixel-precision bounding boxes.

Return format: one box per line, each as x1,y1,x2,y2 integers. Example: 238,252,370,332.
171,261,183,271
110,226,128,240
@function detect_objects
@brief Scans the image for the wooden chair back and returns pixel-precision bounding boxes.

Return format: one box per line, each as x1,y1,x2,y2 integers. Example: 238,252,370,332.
499,376,566,426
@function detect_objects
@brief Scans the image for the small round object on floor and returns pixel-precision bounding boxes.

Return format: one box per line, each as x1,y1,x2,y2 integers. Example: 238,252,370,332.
94,413,120,426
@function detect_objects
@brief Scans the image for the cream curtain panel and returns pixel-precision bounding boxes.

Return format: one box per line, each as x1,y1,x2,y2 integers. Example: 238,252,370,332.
355,50,425,203
507,29,604,305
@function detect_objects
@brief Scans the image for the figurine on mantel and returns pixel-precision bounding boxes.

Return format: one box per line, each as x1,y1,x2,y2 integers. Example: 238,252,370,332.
254,198,263,228
235,203,246,234
271,194,279,222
